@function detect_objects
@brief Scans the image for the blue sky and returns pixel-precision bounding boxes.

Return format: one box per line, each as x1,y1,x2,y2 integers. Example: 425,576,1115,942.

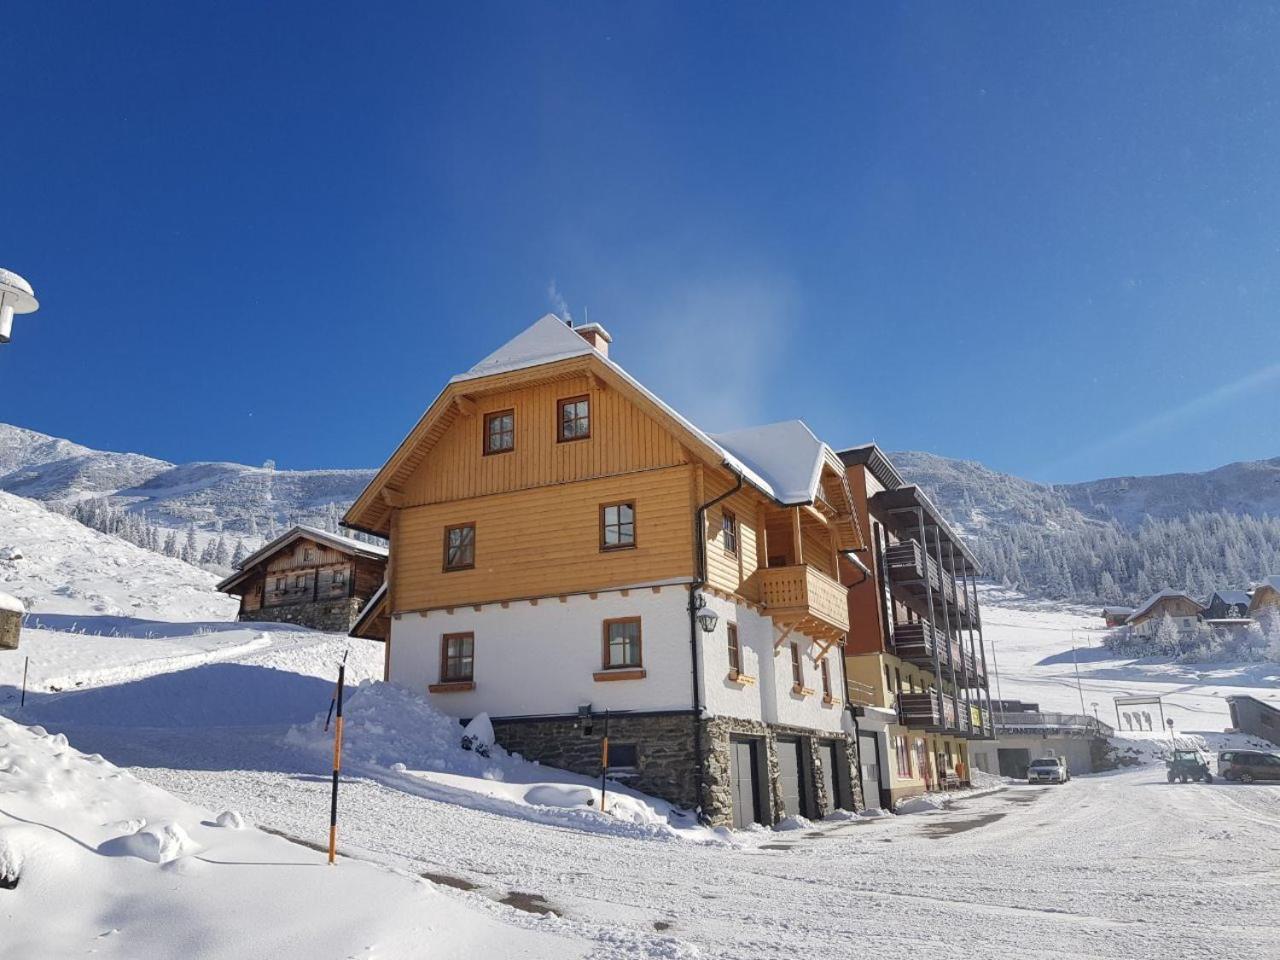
2,3,1278,484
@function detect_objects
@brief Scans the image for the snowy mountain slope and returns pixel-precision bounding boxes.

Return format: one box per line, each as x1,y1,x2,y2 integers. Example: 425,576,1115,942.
1061,455,1280,528
0,423,374,544
0,489,236,620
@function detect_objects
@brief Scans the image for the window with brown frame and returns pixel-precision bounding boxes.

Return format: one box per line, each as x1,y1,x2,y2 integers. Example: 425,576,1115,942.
790,641,803,687
443,523,475,571
820,658,833,701
557,395,590,442
727,623,741,676
599,501,636,550
602,617,642,669
721,509,738,556
439,632,474,683
484,409,515,455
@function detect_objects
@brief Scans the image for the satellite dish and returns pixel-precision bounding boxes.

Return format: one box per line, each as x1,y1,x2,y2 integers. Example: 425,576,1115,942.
0,268,39,343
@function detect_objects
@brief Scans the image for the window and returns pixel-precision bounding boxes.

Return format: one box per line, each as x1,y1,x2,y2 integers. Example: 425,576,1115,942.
895,736,913,778
603,617,642,669
332,569,346,586
606,743,638,769
439,632,474,683
557,395,590,442
600,501,636,550
443,523,475,571
790,641,803,687
820,658,833,701
885,664,893,692
484,409,515,454
721,509,738,556
727,623,741,676
303,548,315,563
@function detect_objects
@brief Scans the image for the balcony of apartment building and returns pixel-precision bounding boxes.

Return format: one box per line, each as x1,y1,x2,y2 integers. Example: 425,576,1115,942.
754,503,851,644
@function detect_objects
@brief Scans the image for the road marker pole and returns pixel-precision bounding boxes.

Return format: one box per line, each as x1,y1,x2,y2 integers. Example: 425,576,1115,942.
328,662,346,865
324,648,350,732
20,656,28,707
600,709,610,815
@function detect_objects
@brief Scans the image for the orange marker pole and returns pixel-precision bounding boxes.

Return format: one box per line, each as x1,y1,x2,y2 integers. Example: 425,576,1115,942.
599,709,609,815
328,662,346,864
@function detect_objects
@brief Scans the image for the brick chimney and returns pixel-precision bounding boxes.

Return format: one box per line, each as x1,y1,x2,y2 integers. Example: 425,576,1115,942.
574,322,612,358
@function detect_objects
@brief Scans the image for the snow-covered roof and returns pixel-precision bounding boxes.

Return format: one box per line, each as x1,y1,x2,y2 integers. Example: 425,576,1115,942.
452,314,595,384
1102,606,1135,616
0,590,24,614
0,267,35,298
451,316,835,506
711,421,834,506
1255,575,1280,595
1208,589,1251,607
217,525,387,593
350,582,388,640
1126,589,1204,623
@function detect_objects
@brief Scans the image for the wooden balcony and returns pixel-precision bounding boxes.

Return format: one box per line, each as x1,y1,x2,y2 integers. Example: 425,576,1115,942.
892,621,940,668
759,563,850,641
897,691,958,732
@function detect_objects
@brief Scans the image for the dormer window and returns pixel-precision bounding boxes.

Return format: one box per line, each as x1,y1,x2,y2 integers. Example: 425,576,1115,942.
558,396,590,442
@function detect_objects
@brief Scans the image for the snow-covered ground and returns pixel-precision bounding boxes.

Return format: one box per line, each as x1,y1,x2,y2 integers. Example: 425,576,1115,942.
3,493,1279,958
980,586,1280,728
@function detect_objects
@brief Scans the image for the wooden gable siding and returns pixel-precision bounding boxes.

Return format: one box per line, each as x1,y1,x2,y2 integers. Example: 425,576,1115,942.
399,375,689,507
1134,596,1202,624
392,463,696,612
1249,585,1280,615
263,538,352,575
702,472,763,602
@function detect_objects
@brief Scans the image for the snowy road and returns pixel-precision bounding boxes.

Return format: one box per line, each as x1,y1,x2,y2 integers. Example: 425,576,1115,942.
54,726,1280,960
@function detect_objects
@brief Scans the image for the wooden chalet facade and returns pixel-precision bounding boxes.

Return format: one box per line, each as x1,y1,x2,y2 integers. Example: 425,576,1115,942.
1248,577,1280,620
1125,589,1204,638
837,444,994,808
344,315,868,827
217,526,388,633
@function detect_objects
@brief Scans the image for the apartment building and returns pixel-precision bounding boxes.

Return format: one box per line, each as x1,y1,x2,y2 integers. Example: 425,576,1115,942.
344,315,868,828
837,444,994,808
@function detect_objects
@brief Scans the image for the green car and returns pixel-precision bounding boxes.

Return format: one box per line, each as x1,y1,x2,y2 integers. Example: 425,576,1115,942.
1166,749,1213,783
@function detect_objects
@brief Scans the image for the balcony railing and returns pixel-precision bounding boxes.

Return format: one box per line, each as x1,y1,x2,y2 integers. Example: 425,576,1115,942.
759,563,850,634
892,620,939,668
897,691,958,732
994,711,1115,739
845,678,877,707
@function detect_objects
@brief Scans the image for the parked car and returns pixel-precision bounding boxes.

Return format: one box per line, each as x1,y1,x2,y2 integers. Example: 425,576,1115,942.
1218,750,1280,783
1165,749,1212,783
1027,756,1069,784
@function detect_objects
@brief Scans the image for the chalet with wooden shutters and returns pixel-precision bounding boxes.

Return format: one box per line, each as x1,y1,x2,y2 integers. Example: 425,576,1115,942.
343,314,868,827
216,526,387,633
1125,589,1205,638
835,444,994,808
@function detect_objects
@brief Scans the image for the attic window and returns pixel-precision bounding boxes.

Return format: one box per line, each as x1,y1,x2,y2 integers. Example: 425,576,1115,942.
558,396,590,442
484,409,515,455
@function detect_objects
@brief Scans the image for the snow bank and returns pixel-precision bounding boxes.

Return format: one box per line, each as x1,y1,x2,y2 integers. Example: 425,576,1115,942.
0,590,23,613
895,770,1009,815
287,682,719,842
0,716,582,959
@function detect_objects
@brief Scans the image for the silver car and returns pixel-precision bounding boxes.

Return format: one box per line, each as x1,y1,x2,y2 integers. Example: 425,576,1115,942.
1027,756,1070,784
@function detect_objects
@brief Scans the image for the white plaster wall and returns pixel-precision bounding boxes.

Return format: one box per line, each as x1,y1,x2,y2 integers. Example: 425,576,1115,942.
389,587,693,719
696,592,845,735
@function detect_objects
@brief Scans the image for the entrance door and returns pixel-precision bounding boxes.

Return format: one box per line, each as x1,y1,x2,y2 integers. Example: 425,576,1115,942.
858,733,881,810
776,737,806,819
729,738,761,829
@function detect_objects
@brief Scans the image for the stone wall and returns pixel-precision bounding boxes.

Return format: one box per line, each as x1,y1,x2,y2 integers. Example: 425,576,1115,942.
0,609,20,651
492,711,701,810
492,710,862,827
240,596,365,633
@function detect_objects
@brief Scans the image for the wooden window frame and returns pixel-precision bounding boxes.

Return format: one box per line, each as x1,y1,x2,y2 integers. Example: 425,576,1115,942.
436,631,475,686
557,394,591,443
601,616,643,671
443,522,476,572
790,640,803,690
483,408,516,456
727,622,741,677
599,500,637,552
721,508,738,556
820,657,833,703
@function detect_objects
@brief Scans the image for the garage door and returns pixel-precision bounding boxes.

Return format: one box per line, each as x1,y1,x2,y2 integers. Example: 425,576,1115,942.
998,747,1031,779
858,733,880,811
776,737,806,819
729,738,761,829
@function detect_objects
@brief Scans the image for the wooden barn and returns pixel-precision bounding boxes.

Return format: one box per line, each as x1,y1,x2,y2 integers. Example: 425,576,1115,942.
216,526,387,633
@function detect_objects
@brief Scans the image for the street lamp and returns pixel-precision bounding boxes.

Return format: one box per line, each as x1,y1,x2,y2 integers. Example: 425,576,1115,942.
0,269,38,344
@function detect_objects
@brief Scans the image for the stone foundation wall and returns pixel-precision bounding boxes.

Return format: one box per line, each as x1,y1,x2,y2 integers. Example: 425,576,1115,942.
491,712,701,811
492,711,862,827
0,609,20,651
240,596,365,633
